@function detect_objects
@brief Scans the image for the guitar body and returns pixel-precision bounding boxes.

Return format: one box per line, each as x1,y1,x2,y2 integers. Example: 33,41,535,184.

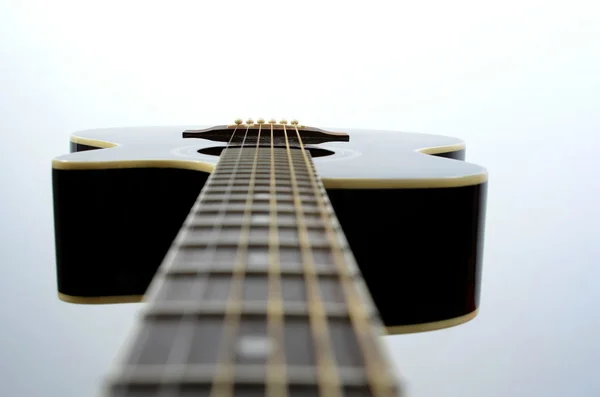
52,125,487,334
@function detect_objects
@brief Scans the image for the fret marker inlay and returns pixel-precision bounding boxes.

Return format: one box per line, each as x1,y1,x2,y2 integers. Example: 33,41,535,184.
237,336,274,360
251,214,270,225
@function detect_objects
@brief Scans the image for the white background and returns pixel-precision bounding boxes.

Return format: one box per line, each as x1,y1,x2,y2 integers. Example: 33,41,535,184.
1,1,599,396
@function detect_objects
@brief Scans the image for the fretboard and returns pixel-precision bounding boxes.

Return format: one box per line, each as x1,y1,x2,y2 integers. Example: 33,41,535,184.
103,130,401,397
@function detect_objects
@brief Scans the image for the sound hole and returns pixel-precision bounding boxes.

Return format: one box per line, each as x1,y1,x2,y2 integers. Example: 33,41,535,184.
198,145,335,158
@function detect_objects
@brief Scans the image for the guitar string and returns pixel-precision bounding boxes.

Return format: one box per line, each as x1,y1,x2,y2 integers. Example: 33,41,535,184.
292,125,397,397
266,124,289,397
282,125,342,397
151,123,250,397
209,123,263,397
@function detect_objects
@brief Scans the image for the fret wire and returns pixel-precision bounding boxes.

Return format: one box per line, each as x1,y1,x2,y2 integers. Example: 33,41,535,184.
267,123,288,397
211,123,263,397
282,126,342,397
292,126,397,397
158,266,358,279
142,300,357,319
107,364,368,387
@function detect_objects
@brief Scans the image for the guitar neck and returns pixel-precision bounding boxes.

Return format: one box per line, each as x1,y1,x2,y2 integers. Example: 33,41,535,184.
103,129,401,397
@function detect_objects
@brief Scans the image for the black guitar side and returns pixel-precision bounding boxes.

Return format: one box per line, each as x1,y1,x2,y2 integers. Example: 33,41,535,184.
54,136,486,334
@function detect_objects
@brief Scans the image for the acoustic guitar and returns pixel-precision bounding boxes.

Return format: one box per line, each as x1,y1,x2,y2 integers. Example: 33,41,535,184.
51,119,488,397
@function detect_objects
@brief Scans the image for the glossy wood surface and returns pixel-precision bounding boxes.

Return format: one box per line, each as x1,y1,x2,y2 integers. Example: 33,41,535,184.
54,126,487,188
